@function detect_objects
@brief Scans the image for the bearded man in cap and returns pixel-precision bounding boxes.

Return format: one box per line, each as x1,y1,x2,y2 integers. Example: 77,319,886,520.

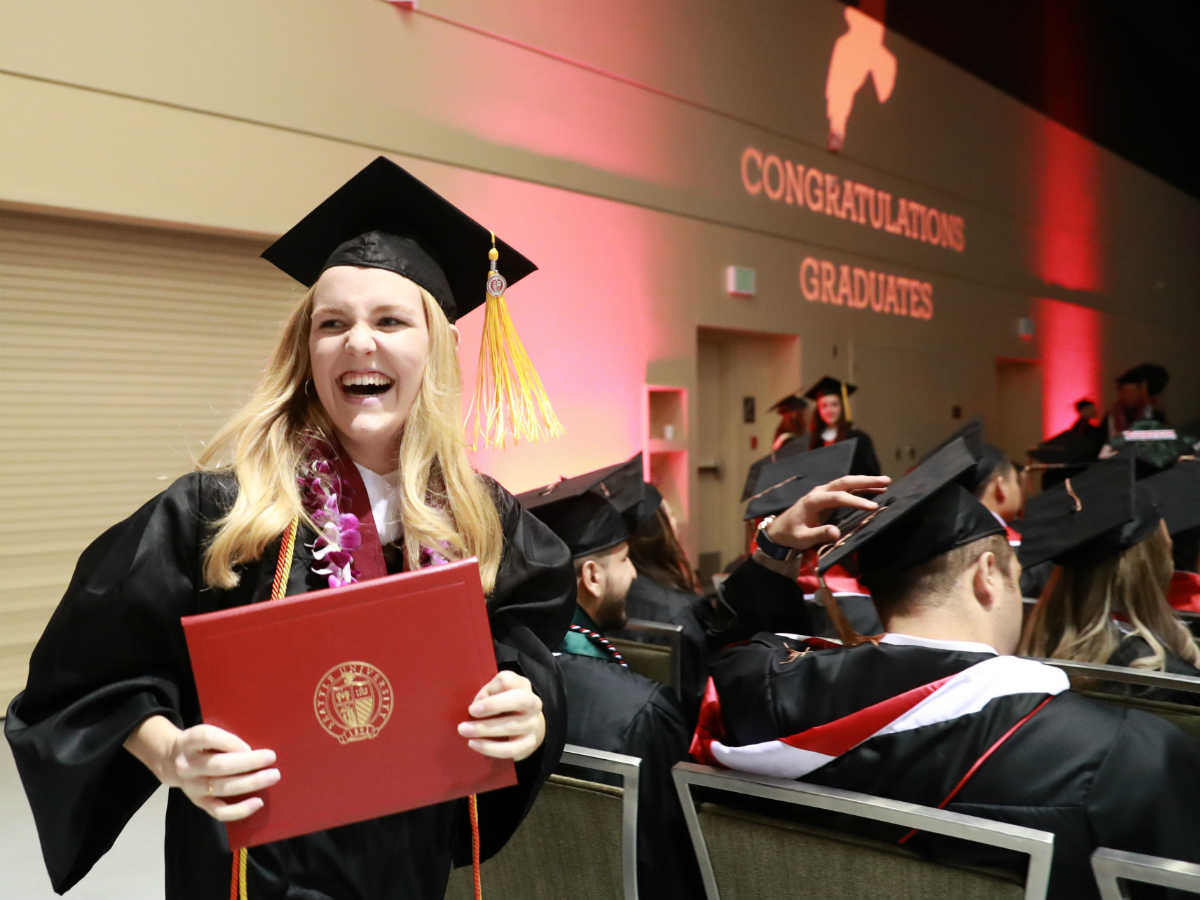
700,439,1200,899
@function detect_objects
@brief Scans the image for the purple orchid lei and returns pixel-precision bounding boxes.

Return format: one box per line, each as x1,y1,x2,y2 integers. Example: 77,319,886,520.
298,458,362,588
298,452,452,587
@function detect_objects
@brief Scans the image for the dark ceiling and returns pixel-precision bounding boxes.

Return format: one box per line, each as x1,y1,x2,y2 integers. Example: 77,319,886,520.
840,0,1200,199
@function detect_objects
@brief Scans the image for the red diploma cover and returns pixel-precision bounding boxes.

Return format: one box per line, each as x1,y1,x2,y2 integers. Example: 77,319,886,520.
181,558,517,849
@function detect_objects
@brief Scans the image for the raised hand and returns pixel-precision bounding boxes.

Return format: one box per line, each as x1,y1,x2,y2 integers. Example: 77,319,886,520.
764,474,891,550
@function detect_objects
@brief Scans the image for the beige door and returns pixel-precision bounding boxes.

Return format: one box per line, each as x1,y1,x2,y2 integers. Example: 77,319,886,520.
851,344,954,478
695,327,800,582
0,209,292,710
995,358,1043,466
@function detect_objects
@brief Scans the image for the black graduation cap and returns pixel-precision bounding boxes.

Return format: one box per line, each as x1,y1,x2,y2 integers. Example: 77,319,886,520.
1142,459,1200,537
743,440,857,520
1028,429,1101,466
517,455,657,544
1017,455,1161,568
741,438,810,502
523,491,628,559
591,453,663,531
261,156,537,324
804,376,857,401
816,438,1003,584
1115,366,1144,386
1131,363,1169,396
913,417,1008,492
769,393,808,413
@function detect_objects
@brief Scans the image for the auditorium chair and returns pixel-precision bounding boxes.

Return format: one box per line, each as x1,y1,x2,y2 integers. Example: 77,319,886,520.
608,618,684,697
1090,848,1200,899
1035,658,1200,746
443,744,641,900
672,761,1054,900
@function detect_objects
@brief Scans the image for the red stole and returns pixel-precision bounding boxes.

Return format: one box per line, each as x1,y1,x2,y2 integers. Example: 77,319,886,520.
1168,571,1200,614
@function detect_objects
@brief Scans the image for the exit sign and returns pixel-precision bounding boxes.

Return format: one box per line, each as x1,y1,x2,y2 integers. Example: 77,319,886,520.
726,265,756,297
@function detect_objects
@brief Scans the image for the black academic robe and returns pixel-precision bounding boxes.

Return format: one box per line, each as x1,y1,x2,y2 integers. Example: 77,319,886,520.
614,576,711,725
5,471,575,900
1105,634,1200,707
557,649,703,900
706,557,816,650
708,635,1200,900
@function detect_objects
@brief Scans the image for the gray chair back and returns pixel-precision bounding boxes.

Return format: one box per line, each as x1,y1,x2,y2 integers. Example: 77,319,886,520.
444,745,640,900
608,618,683,696
1034,658,1200,746
1091,848,1200,899
672,762,1054,900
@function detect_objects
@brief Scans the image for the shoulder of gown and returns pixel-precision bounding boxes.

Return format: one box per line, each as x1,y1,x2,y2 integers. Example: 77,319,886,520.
3,470,242,892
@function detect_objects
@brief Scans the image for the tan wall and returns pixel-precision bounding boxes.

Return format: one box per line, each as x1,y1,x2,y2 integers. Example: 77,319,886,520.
1,0,1198,697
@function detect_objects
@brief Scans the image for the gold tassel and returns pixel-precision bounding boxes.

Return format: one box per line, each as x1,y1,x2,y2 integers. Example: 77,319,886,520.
468,234,563,450
841,381,853,423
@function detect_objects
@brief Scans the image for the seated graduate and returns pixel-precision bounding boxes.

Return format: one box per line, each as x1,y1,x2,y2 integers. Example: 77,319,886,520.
1019,456,1200,705
594,454,712,724
1144,459,1200,613
711,441,891,646
696,439,1200,898
804,376,881,476
519,484,703,899
4,158,575,899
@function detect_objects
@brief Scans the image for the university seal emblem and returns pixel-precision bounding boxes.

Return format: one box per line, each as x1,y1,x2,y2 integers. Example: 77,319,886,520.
314,661,394,744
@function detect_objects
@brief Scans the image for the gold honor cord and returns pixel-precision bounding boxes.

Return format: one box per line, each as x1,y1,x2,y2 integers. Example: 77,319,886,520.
468,234,563,450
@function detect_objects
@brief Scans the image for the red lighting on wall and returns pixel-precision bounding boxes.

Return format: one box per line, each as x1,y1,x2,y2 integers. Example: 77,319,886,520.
1035,297,1103,438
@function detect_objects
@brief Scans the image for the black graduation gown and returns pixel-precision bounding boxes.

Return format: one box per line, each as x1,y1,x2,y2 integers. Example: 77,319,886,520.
705,557,816,650
5,471,575,899
557,647,703,900
1105,634,1200,707
709,634,1200,900
613,575,711,725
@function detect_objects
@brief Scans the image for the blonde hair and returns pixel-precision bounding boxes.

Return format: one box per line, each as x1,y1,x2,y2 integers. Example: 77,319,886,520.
197,282,503,594
1020,525,1200,670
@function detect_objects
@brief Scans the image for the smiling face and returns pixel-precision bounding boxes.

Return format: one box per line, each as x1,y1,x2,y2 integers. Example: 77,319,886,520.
309,266,445,473
817,393,843,427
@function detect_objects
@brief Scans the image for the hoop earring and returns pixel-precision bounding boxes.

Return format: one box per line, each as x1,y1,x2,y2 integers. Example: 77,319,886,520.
303,380,316,399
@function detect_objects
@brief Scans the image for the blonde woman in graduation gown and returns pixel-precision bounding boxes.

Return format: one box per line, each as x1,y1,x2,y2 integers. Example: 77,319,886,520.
5,158,575,900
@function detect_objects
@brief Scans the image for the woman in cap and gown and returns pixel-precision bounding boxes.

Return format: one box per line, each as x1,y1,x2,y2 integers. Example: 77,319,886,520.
5,158,576,899
805,376,881,476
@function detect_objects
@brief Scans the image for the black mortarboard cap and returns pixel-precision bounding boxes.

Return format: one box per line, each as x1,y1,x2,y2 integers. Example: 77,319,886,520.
1115,366,1145,386
591,453,663,531
521,491,629,559
804,376,858,401
743,440,857,520
1136,364,1170,396
1142,459,1200,537
741,439,810,501
1028,429,1102,466
261,156,537,323
769,393,808,413
517,455,660,537
816,438,1003,583
1017,455,1161,568
914,417,1008,492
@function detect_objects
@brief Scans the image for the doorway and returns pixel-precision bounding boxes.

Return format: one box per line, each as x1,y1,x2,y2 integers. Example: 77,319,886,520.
995,357,1043,465
696,327,800,580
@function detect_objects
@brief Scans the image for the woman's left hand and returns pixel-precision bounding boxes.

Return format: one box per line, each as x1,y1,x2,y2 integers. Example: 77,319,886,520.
458,669,545,762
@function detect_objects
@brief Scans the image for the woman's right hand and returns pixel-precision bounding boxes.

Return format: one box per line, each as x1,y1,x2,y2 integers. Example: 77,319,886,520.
124,714,280,821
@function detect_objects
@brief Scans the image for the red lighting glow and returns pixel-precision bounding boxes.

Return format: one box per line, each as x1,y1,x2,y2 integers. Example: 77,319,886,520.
1035,297,1103,438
